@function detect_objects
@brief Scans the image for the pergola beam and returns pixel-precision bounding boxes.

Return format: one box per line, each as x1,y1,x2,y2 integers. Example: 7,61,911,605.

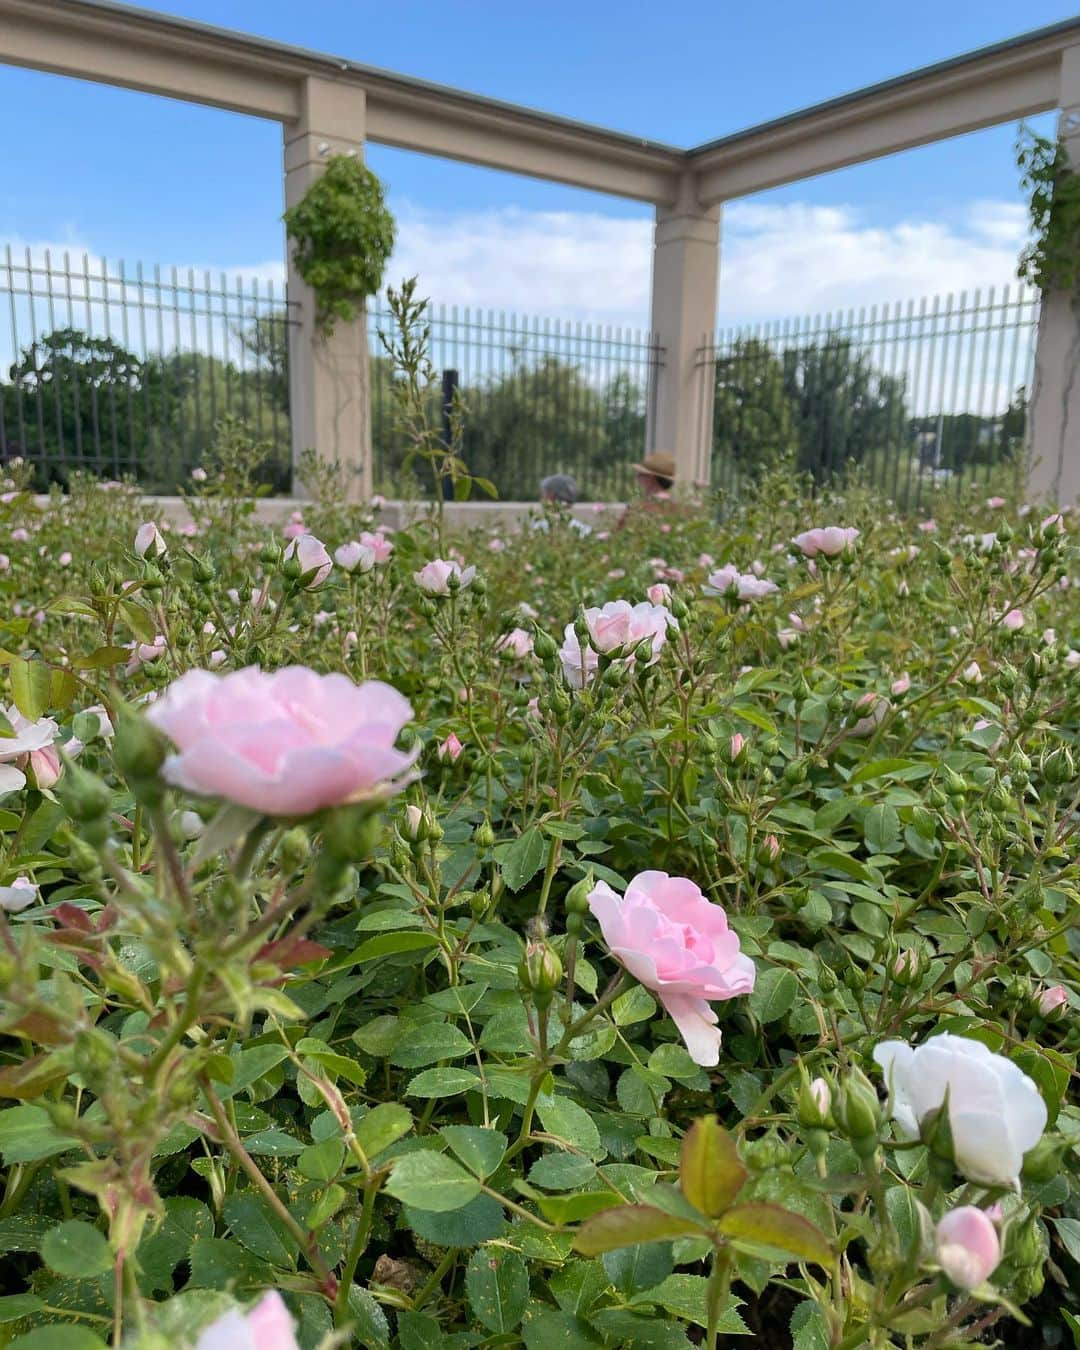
688,23,1077,203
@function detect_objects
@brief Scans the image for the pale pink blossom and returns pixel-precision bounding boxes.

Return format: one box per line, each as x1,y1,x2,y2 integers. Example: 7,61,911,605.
208,650,227,669
891,672,911,696
809,1077,831,1116
1037,984,1069,1017
438,732,464,763
284,534,332,589
587,871,755,1066
1001,608,1024,631
134,522,167,559
334,541,376,575
194,1290,300,1350
607,568,626,580
0,877,38,913
126,635,167,674
147,667,416,815
559,600,676,688
918,518,937,533
962,661,983,684
851,694,889,737
1043,628,1057,645
370,494,386,509
647,582,672,606
697,553,715,568
191,466,208,483
729,732,746,762
1067,649,1080,668
792,526,859,558
414,559,476,595
1042,512,1065,535
496,627,534,660
702,565,741,597
0,707,59,796
10,528,29,543
58,551,72,567
935,1207,1001,1291
282,521,309,541
488,537,505,553
736,575,779,601
0,556,9,571
777,627,800,649
986,496,1007,509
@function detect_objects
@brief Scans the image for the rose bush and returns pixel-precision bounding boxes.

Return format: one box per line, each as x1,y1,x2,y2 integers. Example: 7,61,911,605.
0,453,1074,1347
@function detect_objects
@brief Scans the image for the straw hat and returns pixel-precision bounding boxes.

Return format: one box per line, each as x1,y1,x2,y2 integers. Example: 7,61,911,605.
631,451,676,480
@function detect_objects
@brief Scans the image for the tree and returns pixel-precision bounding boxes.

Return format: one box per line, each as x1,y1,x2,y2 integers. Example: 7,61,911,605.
713,338,798,477
781,336,909,482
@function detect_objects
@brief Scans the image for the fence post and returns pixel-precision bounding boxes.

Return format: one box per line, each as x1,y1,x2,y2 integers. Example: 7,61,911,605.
283,77,372,501
440,367,458,500
645,185,721,490
1027,44,1080,506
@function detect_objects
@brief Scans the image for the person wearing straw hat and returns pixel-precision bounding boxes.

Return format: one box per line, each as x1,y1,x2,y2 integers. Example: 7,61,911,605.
631,451,676,498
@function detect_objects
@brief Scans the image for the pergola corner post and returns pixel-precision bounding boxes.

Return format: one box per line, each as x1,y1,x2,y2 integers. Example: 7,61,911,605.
645,182,721,490
283,76,372,501
1026,44,1080,506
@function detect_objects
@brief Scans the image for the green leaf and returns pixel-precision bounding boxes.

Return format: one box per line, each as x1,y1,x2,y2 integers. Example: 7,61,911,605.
536,1094,604,1160
0,1105,78,1163
521,1309,601,1350
717,1202,831,1266
440,1125,506,1179
222,1193,297,1267
537,1191,621,1224
214,1045,289,1101
403,1193,506,1247
574,1204,707,1255
298,1138,345,1182
41,1220,112,1278
348,932,439,963
0,1294,45,1323
497,826,547,892
346,1284,391,1348
603,1239,673,1295
588,1308,694,1347
385,1150,482,1212
9,658,52,721
529,1153,596,1190
1054,1217,1080,1264
613,985,658,1026
405,1067,481,1098
748,968,798,1025
390,1022,472,1068
465,1246,529,1333
9,1330,108,1350
70,646,131,671
679,1115,747,1217
849,758,924,784
863,803,901,853
242,1129,306,1157
354,1102,414,1158
629,1275,748,1333
1061,1310,1080,1349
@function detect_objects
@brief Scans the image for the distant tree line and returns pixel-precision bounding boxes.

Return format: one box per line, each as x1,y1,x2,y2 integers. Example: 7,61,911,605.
0,322,1027,498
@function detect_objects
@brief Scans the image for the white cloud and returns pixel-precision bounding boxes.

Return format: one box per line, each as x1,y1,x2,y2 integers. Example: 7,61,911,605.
3,197,1035,356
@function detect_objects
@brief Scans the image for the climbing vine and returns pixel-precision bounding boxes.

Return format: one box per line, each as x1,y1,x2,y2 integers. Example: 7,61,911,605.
1017,123,1080,296
283,153,396,334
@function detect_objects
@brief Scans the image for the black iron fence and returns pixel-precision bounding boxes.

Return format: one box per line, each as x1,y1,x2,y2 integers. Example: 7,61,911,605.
0,246,293,492
703,285,1040,509
369,300,661,501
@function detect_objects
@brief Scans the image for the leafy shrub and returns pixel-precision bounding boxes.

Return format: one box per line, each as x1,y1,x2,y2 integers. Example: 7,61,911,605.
0,463,1075,1347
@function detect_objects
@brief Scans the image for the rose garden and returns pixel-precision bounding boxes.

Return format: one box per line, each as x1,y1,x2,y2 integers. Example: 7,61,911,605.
0,402,1071,1350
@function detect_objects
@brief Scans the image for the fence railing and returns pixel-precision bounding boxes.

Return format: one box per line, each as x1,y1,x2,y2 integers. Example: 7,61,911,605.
0,246,294,492
703,285,1040,509
369,299,660,502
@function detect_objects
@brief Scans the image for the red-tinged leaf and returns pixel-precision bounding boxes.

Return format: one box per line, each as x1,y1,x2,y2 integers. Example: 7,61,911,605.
574,1204,708,1256
257,936,332,968
717,1202,831,1266
7,1012,68,1046
52,904,94,933
0,1054,69,1099
680,1115,747,1218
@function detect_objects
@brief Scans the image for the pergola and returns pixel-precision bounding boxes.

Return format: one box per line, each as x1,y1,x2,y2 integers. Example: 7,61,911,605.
2,0,1079,501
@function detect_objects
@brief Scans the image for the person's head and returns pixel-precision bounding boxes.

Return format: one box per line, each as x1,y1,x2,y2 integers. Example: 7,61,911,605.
632,452,676,498
540,473,578,506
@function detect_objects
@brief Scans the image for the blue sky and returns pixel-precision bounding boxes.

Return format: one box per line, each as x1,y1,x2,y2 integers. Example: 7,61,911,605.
0,0,1070,326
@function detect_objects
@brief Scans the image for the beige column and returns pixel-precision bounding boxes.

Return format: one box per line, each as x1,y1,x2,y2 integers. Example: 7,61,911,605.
1027,46,1080,507
283,77,371,500
646,189,721,489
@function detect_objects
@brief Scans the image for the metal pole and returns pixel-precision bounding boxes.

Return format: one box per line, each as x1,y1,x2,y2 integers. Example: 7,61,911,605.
441,367,458,501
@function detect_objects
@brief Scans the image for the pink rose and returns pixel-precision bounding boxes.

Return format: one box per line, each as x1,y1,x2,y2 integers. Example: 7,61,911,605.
191,466,208,483
0,876,38,913
986,496,1007,509
587,871,755,1065
284,534,332,589
809,1077,831,1117
10,528,29,543
792,526,859,558
414,559,476,595
134,521,166,559
334,541,376,575
438,732,464,763
1037,984,1069,1017
736,575,778,601
27,743,62,788
918,518,937,533
647,582,672,606
1001,608,1024,631
891,672,911,696
703,565,740,597
58,551,72,567
496,627,534,660
935,1207,1000,1291
282,521,309,541
146,667,416,816
488,537,505,553
559,600,675,688
195,1290,300,1350
850,694,889,737
371,494,386,509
